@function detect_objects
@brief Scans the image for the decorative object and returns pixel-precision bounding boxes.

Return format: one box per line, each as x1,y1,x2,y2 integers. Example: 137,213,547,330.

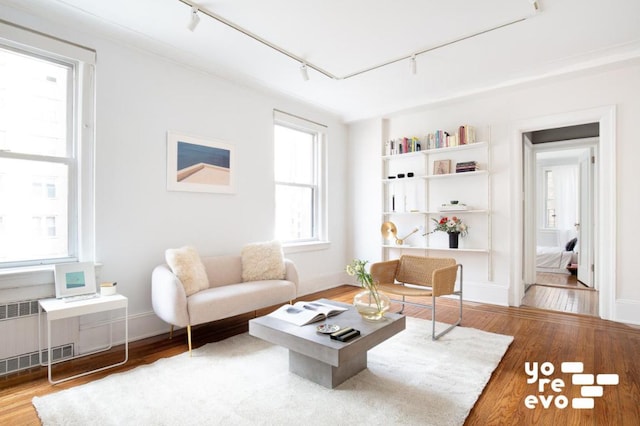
428,216,468,249
165,246,209,296
241,240,285,281
346,259,390,321
32,317,514,426
53,262,97,299
439,202,468,212
431,216,468,236
100,282,117,296
380,221,419,245
449,231,460,249
353,289,391,321
433,159,451,175
166,131,235,194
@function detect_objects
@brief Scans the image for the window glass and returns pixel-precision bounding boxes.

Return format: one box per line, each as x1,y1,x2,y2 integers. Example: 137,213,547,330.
273,115,326,245
0,33,92,267
545,169,556,228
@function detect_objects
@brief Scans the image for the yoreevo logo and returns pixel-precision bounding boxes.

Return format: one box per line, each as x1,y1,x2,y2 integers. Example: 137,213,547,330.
524,361,619,409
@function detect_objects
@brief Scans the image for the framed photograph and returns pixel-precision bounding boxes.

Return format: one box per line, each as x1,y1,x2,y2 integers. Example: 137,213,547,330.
167,131,236,194
54,262,97,299
433,159,451,175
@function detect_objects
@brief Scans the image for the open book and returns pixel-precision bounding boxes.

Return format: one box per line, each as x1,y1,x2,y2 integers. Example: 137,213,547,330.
268,301,348,326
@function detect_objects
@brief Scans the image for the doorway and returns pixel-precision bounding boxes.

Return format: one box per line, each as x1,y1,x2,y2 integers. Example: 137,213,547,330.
510,106,616,321
521,127,598,316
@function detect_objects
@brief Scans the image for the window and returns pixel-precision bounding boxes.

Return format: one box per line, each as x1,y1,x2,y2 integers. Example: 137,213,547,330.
0,22,95,267
544,169,556,228
273,111,327,245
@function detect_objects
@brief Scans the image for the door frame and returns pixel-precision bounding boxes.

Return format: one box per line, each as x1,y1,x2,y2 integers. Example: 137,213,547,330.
510,106,616,320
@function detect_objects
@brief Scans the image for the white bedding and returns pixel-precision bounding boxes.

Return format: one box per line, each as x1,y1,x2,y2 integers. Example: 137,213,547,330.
536,246,575,274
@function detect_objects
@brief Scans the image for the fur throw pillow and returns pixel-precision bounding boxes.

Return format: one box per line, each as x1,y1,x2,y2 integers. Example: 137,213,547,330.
165,246,209,296
241,241,286,281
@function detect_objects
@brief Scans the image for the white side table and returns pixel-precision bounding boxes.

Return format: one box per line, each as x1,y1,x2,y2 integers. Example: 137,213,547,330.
38,294,128,384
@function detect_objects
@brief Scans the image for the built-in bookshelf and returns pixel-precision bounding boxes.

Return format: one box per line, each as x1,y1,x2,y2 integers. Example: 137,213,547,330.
381,126,492,279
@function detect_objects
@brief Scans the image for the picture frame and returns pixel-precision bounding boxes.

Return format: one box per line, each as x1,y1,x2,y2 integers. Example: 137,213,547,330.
433,159,451,175
54,262,97,299
167,131,236,194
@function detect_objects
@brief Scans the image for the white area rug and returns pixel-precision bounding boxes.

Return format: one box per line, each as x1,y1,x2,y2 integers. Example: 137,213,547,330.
33,317,513,426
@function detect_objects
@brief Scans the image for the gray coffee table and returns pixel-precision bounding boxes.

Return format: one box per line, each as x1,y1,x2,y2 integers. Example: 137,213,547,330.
249,298,405,388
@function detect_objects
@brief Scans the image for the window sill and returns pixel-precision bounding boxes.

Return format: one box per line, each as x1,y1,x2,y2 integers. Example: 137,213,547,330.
283,241,331,254
0,263,102,290
0,265,56,289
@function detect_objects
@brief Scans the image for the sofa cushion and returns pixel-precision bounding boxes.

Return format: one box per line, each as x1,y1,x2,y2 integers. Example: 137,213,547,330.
241,241,286,282
165,246,209,296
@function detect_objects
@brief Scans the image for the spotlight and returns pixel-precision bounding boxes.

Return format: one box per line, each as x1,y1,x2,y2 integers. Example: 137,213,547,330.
529,0,540,12
410,55,417,75
188,6,200,31
300,63,309,81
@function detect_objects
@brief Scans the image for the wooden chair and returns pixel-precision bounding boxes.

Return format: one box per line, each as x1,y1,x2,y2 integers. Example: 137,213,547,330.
370,255,463,340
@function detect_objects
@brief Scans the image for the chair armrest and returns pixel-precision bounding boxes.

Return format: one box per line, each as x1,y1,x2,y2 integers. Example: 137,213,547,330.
370,259,400,285
284,259,299,297
151,264,190,327
431,264,460,296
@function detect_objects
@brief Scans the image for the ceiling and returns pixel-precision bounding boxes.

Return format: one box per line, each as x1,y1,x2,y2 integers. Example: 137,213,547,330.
3,0,640,121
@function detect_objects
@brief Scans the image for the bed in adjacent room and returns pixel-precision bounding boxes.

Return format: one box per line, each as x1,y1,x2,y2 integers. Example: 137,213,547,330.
536,237,578,274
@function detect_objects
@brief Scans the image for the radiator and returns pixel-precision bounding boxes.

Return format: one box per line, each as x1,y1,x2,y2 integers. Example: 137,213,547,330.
0,298,78,376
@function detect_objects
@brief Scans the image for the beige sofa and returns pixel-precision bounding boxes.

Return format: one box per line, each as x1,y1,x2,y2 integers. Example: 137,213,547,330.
152,254,298,355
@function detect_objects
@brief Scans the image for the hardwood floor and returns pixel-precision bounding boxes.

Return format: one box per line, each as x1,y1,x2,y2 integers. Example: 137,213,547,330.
522,272,599,316
522,284,599,316
1,285,639,426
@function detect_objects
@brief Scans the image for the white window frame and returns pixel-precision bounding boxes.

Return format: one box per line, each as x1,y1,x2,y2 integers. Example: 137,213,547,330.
0,22,95,270
273,110,328,252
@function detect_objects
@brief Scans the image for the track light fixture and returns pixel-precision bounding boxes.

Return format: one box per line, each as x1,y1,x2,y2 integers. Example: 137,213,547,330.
300,63,309,81
187,6,200,31
179,0,538,81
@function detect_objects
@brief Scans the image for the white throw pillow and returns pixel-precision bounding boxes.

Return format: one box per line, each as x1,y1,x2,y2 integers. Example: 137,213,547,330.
165,246,209,296
241,241,286,282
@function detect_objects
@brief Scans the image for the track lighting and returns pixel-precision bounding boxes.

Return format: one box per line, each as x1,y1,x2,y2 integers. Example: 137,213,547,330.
179,0,537,81
300,63,309,81
187,6,200,31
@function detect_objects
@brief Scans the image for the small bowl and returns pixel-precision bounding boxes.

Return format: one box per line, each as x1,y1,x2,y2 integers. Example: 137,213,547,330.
100,286,117,296
450,200,459,205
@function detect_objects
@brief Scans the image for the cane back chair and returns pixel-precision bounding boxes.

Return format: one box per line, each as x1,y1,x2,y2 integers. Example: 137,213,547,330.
370,255,463,340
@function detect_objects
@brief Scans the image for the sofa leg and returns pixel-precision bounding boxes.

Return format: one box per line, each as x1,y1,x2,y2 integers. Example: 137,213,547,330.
169,325,174,339
187,324,192,357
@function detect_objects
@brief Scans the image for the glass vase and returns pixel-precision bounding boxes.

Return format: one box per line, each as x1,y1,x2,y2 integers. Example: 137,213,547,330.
353,289,391,321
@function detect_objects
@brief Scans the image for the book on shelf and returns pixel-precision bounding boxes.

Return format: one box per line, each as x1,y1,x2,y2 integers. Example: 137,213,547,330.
455,160,477,173
386,137,421,155
458,125,476,145
267,300,348,326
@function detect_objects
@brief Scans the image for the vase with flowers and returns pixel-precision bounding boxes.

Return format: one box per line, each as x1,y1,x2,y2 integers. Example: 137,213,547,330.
431,216,468,249
346,259,390,321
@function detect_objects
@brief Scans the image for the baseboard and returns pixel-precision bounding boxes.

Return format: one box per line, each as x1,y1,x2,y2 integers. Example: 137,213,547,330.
78,311,169,353
462,281,510,306
614,299,640,326
297,272,348,297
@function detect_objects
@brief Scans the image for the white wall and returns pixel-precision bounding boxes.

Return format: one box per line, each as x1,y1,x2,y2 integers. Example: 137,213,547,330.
0,5,349,346
348,59,640,325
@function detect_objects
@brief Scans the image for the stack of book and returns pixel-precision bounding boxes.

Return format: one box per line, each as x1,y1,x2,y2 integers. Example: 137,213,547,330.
456,161,477,173
386,137,421,155
458,125,476,145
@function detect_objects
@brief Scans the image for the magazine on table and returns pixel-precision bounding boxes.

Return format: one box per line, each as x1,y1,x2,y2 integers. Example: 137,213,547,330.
268,300,348,326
